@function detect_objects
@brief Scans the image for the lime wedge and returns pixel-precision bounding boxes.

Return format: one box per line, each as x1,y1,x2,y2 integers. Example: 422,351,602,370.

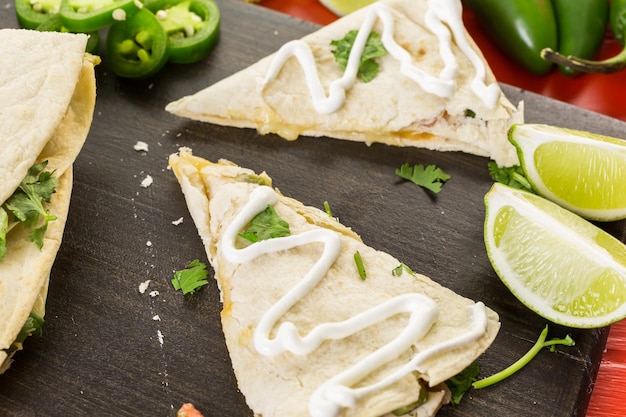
509,123,626,221
319,0,376,16
484,183,626,328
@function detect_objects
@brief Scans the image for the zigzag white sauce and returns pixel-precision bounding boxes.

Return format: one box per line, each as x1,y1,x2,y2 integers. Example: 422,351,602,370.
262,0,500,115
221,185,488,417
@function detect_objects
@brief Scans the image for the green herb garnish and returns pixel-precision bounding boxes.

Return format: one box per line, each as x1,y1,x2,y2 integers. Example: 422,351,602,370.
487,161,534,193
396,163,451,194
323,201,334,218
239,205,290,243
446,361,480,406
464,109,476,118
330,29,387,83
354,251,366,280
392,262,415,276
0,161,59,259
171,259,209,295
392,380,429,415
5,312,45,355
472,325,574,389
0,208,8,260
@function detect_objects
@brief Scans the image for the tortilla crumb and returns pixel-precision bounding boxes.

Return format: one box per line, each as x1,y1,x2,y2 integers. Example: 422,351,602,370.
138,280,151,294
133,141,149,152
140,175,153,188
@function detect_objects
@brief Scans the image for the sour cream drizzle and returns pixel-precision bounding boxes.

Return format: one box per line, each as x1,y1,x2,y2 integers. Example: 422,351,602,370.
221,186,488,417
262,1,499,115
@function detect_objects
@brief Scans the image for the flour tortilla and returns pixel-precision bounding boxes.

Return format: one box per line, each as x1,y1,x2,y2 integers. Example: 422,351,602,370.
0,29,97,372
166,0,523,167
169,148,500,417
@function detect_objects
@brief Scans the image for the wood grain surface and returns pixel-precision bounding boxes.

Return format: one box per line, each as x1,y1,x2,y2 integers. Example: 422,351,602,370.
0,0,624,416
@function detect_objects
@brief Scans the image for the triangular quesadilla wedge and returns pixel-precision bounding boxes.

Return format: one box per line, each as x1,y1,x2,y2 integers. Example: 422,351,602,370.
169,148,500,417
0,29,97,373
166,0,523,167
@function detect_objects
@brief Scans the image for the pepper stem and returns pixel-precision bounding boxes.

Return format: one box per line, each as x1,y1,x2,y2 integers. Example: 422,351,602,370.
541,45,626,74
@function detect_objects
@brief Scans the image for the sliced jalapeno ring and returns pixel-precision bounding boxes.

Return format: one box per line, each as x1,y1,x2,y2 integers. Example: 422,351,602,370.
35,13,101,54
106,8,170,78
145,0,220,64
59,0,141,33
15,0,61,29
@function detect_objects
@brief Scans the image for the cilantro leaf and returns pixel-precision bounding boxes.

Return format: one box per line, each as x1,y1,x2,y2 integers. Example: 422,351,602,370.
396,163,451,193
330,30,387,83
0,161,59,260
446,361,480,406
22,164,57,203
487,161,534,193
29,219,54,251
5,312,45,354
171,259,209,295
239,205,290,243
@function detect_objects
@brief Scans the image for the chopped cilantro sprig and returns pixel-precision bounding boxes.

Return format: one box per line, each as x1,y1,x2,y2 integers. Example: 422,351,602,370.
446,361,480,405
487,161,534,193
354,251,366,280
5,312,45,355
323,201,334,218
330,30,387,83
396,163,451,194
239,204,290,243
171,259,209,295
0,161,59,260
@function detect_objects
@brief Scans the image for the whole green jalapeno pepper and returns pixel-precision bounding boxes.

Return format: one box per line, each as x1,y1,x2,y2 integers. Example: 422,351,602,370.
542,0,626,74
462,0,558,75
551,0,609,76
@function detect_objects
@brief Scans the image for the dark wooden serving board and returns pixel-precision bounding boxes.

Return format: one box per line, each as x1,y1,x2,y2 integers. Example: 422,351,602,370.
1,0,624,416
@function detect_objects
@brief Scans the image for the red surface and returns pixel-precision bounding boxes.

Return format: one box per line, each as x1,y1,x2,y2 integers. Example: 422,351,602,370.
258,1,626,416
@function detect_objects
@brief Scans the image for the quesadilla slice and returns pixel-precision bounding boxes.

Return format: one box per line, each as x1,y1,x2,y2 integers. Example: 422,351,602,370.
166,0,523,167
169,148,500,417
0,29,97,372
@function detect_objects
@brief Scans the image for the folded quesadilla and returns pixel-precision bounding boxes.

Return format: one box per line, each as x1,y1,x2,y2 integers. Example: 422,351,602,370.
169,148,500,417
0,29,97,372
166,0,523,167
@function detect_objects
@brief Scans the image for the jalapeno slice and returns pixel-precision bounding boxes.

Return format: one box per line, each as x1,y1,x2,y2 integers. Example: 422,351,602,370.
145,0,220,64
59,0,141,33
15,0,61,29
106,8,170,78
35,13,101,54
